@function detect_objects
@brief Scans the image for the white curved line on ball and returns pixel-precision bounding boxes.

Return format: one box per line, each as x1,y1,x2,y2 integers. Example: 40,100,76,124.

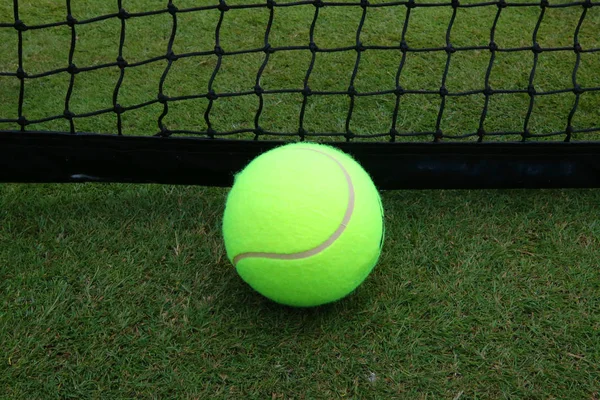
232,147,355,266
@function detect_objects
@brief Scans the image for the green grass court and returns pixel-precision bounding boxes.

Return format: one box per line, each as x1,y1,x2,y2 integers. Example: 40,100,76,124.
2,185,600,398
1,1,600,399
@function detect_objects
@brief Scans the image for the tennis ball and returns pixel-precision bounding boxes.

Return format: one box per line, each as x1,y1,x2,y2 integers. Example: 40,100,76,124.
222,142,384,307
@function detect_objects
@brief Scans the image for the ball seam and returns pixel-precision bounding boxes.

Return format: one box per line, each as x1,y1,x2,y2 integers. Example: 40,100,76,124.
232,147,355,266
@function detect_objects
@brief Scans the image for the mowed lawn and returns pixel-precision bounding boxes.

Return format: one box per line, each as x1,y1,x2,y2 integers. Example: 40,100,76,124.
1,1,600,399
1,184,600,398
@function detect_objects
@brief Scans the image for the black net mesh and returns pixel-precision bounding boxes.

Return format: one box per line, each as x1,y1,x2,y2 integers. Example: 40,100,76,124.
0,0,599,142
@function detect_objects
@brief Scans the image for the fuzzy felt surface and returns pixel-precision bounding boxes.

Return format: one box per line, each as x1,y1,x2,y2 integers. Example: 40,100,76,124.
222,142,384,307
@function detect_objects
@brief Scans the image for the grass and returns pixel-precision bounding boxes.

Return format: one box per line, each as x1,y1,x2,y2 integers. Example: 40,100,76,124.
1,1,600,399
1,184,599,398
0,0,599,139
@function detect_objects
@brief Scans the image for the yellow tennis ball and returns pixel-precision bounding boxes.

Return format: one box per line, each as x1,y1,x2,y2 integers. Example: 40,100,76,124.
222,142,384,307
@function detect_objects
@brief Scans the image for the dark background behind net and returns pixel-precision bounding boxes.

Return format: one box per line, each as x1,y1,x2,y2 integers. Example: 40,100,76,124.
1,0,599,142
